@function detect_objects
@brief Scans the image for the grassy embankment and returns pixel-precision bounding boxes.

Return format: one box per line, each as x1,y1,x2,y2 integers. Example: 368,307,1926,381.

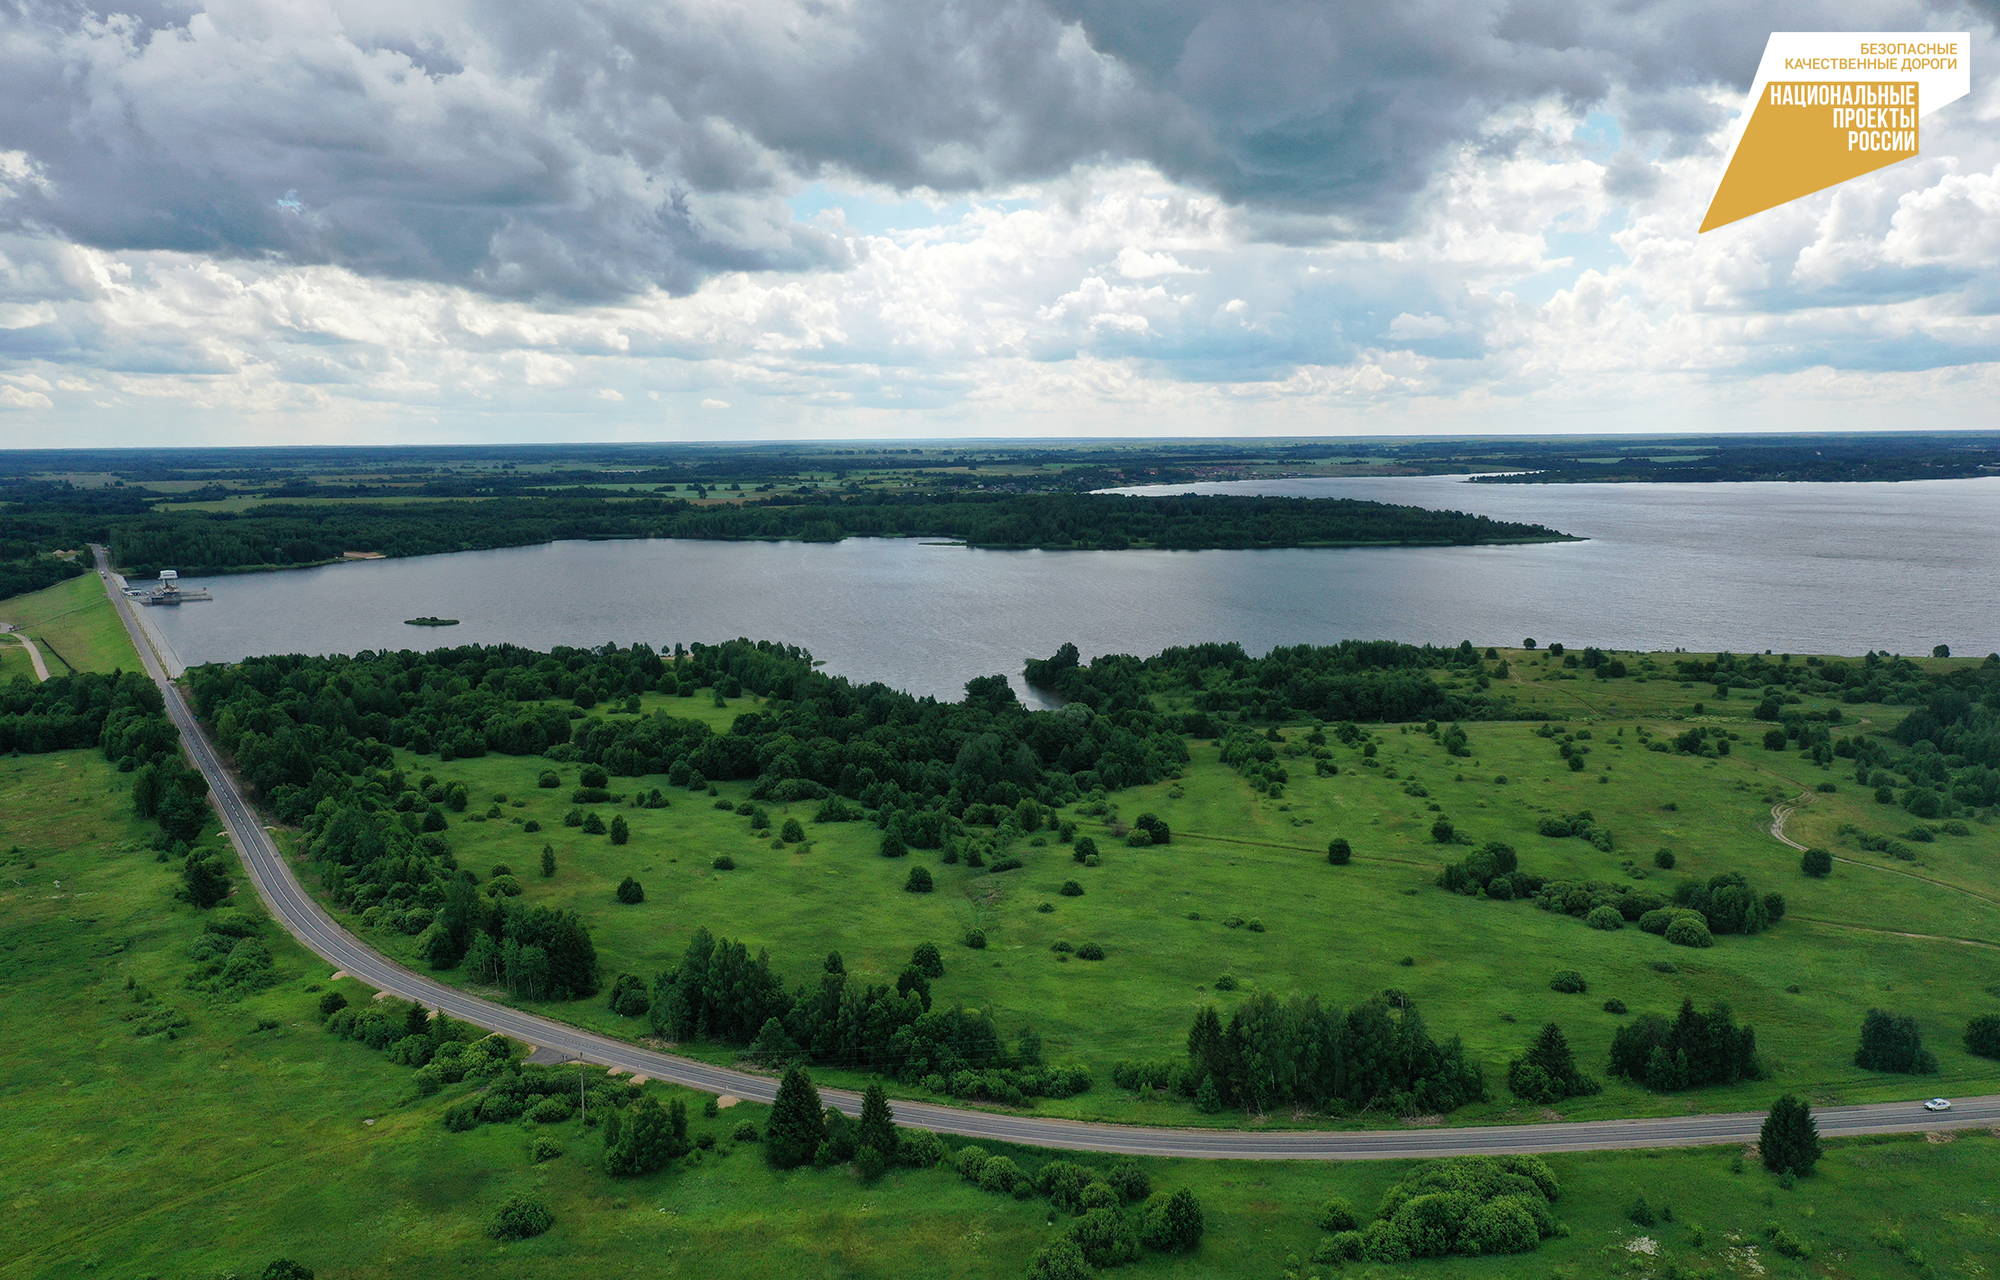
4,750,1998,1279
329,650,2000,1128
0,571,143,678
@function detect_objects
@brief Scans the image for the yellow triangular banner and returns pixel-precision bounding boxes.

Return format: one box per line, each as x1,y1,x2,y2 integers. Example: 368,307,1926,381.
1701,82,1918,232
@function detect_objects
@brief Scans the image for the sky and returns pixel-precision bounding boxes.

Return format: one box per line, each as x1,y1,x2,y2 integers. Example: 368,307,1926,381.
3,0,1999,447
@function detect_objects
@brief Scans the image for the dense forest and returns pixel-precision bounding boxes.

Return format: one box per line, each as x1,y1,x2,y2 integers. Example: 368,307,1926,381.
1111,991,1488,1117
0,554,85,599
93,492,1567,575
1463,436,2000,484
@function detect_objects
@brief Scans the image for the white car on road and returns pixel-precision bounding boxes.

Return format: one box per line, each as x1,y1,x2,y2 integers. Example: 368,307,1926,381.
1923,1098,1952,1112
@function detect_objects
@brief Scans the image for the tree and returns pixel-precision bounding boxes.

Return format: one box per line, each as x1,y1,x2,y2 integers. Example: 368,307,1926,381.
1430,817,1455,844
605,1095,678,1175
910,941,944,979
1966,1014,2000,1059
582,811,607,835
766,1064,827,1168
1327,837,1351,865
540,844,556,877
857,1082,896,1158
748,1015,803,1067
180,851,231,909
880,829,907,858
1855,1009,1938,1073
1141,1188,1205,1252
1072,835,1098,863
609,814,629,845
1759,1094,1823,1176
616,875,644,904
1506,1023,1601,1103
1799,847,1832,877
608,972,650,1017
904,865,933,893
1933,644,1951,659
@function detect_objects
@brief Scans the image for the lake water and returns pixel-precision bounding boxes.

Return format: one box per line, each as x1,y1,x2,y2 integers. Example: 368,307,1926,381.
140,475,2000,702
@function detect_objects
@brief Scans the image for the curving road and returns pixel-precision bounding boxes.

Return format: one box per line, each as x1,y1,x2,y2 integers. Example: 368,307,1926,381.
91,545,2000,1159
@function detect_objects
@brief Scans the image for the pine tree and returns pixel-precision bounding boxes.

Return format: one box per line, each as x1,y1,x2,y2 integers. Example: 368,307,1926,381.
1760,1094,1823,1176
540,845,556,877
856,1083,895,1157
909,942,944,979
748,1016,802,1067
403,1001,430,1038
610,814,630,845
1508,1022,1601,1102
766,1064,827,1168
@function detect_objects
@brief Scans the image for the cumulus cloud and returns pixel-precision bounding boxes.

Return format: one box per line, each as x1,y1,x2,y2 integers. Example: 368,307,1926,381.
2,0,1979,304
1,0,1998,443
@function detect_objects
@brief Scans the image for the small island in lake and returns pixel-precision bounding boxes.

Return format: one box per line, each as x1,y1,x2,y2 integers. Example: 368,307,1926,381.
404,616,460,626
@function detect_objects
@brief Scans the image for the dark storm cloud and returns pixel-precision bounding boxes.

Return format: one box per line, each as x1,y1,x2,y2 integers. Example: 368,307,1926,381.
0,0,1983,300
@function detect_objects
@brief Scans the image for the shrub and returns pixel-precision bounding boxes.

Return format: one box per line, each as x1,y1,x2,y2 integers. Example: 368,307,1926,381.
582,811,607,836
608,972,650,1018
317,990,349,1021
1076,943,1106,960
537,770,560,788
733,1121,758,1142
910,941,945,979
1603,999,1628,1015
261,1262,315,1280
965,929,987,950
580,765,608,788
1800,847,1832,877
1026,1236,1092,1280
1072,835,1099,863
977,1155,1021,1194
609,814,629,845
1430,817,1456,844
1549,970,1587,994
1318,1196,1359,1232
616,876,644,904
531,1135,562,1163
1665,917,1714,948
1214,974,1237,991
780,818,805,843
1327,837,1352,865
1654,849,1676,869
1764,1224,1812,1260
489,1195,554,1241
1139,1188,1205,1253
1107,1159,1150,1203
1060,879,1084,897
904,865,933,893
1586,905,1623,930
712,855,735,870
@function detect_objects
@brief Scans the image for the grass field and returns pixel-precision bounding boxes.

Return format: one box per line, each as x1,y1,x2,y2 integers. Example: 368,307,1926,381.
322,653,2000,1129
0,572,143,675
5,750,1998,1280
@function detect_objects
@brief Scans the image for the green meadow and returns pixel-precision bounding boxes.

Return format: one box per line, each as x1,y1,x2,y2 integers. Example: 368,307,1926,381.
5,750,1998,1280
0,571,143,676
337,651,2000,1127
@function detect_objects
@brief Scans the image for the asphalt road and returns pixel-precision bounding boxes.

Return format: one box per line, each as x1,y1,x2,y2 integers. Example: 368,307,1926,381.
4,630,50,681
90,544,2000,1159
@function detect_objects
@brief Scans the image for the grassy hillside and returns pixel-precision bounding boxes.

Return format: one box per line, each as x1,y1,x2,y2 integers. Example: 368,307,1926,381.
0,571,142,676
323,651,2000,1127
5,750,1998,1280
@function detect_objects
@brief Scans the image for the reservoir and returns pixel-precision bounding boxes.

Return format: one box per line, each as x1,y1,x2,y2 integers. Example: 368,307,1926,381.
141,475,2000,702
